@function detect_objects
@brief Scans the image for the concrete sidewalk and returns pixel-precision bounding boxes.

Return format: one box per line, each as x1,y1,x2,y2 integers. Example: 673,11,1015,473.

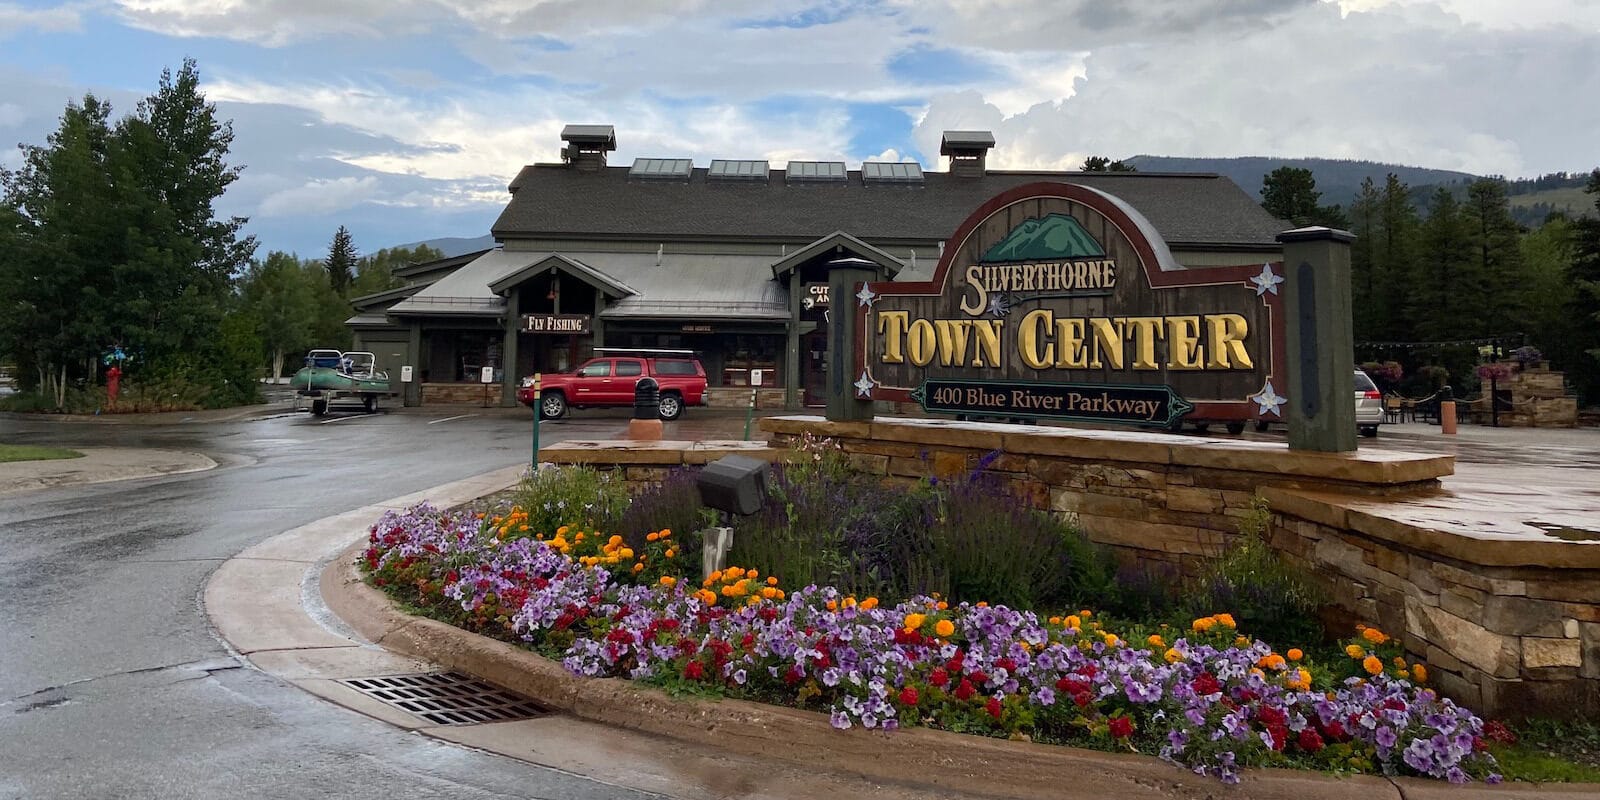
0,447,217,495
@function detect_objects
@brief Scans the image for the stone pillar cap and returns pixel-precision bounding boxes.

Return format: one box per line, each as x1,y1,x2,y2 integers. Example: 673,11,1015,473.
1277,226,1356,244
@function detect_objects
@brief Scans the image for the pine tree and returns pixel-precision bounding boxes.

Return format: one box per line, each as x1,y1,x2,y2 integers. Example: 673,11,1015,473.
1565,169,1600,402
1462,180,1526,339
1260,166,1349,229
325,225,357,296
1348,178,1381,339
1410,188,1471,342
1082,156,1135,172
1374,174,1420,341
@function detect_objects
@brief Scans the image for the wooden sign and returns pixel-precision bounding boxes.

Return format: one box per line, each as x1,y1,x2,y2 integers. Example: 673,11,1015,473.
853,182,1286,426
522,314,591,334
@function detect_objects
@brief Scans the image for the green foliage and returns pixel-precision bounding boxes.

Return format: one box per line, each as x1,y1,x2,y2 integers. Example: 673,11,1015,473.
1261,166,1348,228
1492,718,1600,783
350,244,442,297
0,444,84,463
604,468,707,567
509,466,630,537
1178,496,1323,647
1082,156,1135,172
726,443,1116,609
0,59,257,410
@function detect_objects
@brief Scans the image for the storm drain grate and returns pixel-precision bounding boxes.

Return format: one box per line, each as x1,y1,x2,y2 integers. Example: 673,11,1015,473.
338,672,546,726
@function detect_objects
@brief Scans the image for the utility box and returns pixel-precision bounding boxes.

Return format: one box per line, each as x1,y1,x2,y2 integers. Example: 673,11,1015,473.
696,455,770,517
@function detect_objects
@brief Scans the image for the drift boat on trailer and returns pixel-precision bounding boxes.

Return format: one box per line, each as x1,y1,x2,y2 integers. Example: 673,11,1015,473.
291,349,395,416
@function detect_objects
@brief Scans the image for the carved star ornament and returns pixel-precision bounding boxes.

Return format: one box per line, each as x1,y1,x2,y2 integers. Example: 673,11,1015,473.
1250,263,1284,296
1249,380,1287,417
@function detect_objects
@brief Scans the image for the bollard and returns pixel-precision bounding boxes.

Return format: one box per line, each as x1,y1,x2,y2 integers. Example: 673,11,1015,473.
1441,401,1457,435
701,526,734,581
530,373,541,467
627,377,664,441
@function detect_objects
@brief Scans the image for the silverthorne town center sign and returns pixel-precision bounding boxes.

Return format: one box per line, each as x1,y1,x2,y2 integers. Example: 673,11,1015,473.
851,182,1289,427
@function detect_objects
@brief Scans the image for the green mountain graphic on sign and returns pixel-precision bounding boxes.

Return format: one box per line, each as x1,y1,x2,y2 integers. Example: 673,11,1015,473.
980,214,1106,262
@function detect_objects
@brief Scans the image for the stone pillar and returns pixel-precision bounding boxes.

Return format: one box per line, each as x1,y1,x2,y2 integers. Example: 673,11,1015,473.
785,270,802,410
824,257,875,422
500,288,520,407
405,322,422,407
1279,227,1357,452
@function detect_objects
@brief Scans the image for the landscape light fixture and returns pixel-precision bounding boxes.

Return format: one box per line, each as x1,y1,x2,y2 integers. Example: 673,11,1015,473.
696,455,769,517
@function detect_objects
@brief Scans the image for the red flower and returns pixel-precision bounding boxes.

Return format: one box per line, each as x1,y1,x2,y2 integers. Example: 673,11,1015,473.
784,666,804,685
1108,716,1133,739
1073,691,1091,708
986,697,1003,719
1297,728,1325,753
900,687,919,706
929,668,949,688
1482,720,1518,745
1266,724,1289,751
994,657,1017,673
954,680,976,701
1190,672,1222,697
1057,677,1088,696
684,661,704,680
1322,720,1348,742
967,670,989,686
1080,664,1098,678
1256,706,1286,727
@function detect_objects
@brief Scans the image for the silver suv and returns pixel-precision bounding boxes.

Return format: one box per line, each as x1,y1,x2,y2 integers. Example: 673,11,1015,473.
1354,369,1384,437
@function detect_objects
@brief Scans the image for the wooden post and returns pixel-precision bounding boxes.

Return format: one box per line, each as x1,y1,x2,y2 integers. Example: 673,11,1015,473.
1279,227,1357,452
824,257,876,422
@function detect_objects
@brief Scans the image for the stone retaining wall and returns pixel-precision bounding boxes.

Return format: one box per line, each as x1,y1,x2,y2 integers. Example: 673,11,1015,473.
701,387,787,410
422,382,498,405
543,417,1600,719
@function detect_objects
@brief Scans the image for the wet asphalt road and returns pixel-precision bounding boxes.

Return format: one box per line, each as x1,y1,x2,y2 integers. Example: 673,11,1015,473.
0,406,732,800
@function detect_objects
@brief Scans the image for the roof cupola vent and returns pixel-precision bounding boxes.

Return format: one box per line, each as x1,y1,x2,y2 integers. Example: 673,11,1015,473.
940,130,995,178
560,124,617,172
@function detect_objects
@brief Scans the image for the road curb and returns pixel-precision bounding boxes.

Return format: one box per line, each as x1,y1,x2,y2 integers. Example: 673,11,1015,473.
0,447,218,495
216,464,1598,799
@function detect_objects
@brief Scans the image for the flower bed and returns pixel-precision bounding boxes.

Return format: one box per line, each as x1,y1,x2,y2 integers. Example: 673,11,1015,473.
362,502,1502,785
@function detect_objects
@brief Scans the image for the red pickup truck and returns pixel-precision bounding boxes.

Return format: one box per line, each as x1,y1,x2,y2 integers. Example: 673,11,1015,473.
518,353,707,421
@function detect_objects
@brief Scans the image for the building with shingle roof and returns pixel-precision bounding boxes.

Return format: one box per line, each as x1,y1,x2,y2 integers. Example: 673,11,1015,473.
350,125,1288,409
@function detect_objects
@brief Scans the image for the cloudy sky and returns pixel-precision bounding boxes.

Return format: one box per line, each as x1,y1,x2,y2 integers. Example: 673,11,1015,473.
2,0,1597,257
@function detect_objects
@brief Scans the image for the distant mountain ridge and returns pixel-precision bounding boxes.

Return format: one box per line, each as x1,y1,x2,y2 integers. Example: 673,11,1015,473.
394,234,495,258
1123,156,1479,208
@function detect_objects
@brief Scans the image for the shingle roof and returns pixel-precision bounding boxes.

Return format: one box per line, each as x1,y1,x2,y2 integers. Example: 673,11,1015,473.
492,166,1285,249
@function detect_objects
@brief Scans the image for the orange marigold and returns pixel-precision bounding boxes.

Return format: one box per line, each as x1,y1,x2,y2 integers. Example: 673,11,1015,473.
1363,655,1384,676
935,619,955,638
1287,648,1303,662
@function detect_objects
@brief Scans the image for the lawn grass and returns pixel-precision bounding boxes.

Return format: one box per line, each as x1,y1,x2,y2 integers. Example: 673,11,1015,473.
1495,719,1600,783
0,444,85,463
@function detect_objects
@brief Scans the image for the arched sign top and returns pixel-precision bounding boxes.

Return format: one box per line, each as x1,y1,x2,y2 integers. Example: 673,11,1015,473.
853,182,1287,427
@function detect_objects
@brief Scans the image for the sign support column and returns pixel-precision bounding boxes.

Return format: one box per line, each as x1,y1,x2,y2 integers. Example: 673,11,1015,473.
825,257,876,422
1279,226,1357,452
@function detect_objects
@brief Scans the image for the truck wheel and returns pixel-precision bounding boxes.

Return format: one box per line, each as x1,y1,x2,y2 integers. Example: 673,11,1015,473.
311,399,327,417
539,392,567,420
1360,425,1379,438
1226,421,1246,435
658,392,683,421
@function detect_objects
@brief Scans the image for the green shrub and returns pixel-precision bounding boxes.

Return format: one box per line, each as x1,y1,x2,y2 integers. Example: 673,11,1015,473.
726,445,1119,609
1178,496,1323,646
510,466,629,537
604,468,708,577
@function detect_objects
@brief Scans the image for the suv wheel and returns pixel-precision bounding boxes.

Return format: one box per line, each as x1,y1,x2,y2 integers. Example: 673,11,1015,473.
539,392,568,420
658,392,683,421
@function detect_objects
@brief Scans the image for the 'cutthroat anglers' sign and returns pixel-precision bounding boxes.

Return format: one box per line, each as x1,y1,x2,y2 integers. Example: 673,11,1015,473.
852,182,1287,427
